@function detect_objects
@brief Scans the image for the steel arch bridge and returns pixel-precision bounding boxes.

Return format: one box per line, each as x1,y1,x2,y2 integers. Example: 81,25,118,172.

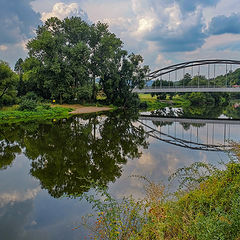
133,59,240,93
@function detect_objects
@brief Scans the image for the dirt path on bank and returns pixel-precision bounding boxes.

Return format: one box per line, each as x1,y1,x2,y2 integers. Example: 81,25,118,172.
53,104,112,114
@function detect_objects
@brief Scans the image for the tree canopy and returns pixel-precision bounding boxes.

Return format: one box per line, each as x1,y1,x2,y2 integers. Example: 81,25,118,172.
0,61,18,106
23,17,149,106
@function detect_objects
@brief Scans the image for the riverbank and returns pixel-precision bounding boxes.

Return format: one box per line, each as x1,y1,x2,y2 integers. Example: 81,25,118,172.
139,93,189,110
84,144,240,240
52,104,113,114
0,106,71,124
0,104,114,124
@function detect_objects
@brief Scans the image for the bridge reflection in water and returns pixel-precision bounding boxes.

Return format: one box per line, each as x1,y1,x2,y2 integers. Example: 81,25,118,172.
138,115,240,152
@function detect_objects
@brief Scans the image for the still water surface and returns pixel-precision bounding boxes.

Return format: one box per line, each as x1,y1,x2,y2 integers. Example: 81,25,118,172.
1,105,240,239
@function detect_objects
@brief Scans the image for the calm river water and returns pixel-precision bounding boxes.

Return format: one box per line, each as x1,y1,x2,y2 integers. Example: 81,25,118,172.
1,104,240,239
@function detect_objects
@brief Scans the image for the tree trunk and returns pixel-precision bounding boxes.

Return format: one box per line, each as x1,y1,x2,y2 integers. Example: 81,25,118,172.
92,75,96,102
60,93,63,105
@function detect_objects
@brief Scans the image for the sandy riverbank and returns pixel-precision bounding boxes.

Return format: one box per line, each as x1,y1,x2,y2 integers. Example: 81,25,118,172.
53,104,112,114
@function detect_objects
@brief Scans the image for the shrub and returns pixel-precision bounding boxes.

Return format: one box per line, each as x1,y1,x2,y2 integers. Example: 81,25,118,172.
24,91,39,101
19,99,37,111
76,86,92,103
40,103,51,110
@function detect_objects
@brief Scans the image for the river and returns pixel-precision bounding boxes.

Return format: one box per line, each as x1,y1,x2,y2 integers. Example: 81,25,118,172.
0,104,240,239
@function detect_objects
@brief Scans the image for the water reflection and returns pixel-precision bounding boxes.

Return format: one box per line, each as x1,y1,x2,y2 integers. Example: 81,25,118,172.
149,102,240,119
0,106,240,239
139,103,240,152
0,111,148,198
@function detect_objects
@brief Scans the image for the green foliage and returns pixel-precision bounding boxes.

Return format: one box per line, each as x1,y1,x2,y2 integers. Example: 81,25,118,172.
0,106,71,123
168,162,217,190
76,85,92,103
101,53,149,107
0,60,18,106
81,189,147,239
23,17,149,106
19,98,38,111
39,103,51,110
23,91,39,101
0,144,21,170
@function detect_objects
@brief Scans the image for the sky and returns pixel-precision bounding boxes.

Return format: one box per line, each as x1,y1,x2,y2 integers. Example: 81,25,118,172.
1,0,240,71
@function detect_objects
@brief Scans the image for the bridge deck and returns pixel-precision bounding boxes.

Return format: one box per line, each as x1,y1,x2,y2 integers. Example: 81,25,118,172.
139,115,240,125
134,87,240,93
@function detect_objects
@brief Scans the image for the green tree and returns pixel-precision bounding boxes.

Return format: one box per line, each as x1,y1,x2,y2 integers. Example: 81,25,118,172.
0,61,18,106
88,22,124,101
24,17,149,106
178,73,192,86
101,53,149,107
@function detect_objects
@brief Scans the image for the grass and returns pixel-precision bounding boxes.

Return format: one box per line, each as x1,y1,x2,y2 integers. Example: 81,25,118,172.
0,105,72,124
82,144,240,240
0,102,116,124
139,93,190,110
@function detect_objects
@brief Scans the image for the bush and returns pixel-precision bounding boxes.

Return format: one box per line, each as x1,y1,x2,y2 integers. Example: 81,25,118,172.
76,86,92,103
24,91,39,101
40,103,51,110
19,99,38,111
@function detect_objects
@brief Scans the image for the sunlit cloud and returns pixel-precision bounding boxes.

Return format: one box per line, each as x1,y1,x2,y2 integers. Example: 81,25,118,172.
41,2,90,22
0,187,41,208
2,0,240,68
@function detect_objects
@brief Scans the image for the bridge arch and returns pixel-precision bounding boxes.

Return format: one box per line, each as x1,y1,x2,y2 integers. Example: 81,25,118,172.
148,59,240,80
133,59,240,93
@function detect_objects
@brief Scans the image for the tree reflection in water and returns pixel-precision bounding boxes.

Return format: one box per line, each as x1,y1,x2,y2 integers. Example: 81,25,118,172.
0,111,148,198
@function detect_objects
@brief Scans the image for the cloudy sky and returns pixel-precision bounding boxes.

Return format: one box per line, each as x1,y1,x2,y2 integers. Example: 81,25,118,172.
1,0,240,70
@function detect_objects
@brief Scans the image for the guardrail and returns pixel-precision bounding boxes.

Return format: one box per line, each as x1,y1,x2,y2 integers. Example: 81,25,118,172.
133,86,240,93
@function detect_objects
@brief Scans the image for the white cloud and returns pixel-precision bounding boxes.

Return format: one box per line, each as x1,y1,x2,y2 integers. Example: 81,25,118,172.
41,2,89,22
136,17,155,34
165,4,182,30
0,187,41,208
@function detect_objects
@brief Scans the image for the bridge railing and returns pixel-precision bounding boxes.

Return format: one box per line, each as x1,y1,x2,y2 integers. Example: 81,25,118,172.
142,85,239,89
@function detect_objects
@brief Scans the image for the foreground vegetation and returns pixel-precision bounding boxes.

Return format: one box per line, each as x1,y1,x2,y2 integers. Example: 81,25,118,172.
82,145,240,240
0,104,72,123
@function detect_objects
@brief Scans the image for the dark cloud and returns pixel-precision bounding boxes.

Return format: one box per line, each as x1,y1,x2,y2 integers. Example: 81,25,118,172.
157,30,206,52
145,14,207,52
174,0,220,13
0,0,41,44
208,13,240,35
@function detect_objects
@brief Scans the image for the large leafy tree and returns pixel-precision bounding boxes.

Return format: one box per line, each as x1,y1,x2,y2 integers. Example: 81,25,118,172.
24,17,149,106
101,53,149,107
